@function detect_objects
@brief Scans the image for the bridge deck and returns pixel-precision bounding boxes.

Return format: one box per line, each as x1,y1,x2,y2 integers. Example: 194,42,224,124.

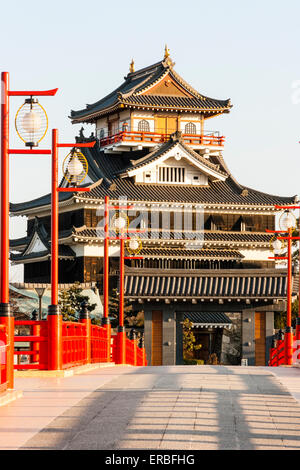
1,365,300,450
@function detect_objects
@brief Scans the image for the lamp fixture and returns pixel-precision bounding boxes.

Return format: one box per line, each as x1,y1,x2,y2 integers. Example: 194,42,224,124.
111,211,129,233
62,148,88,185
279,209,296,232
126,236,142,255
15,97,48,148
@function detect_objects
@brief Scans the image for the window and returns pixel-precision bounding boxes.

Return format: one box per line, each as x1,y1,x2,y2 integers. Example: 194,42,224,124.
158,166,185,183
184,122,197,134
138,120,150,132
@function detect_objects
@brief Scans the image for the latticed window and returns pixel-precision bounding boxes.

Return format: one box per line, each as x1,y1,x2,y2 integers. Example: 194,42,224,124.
138,120,150,132
184,122,196,134
158,166,185,183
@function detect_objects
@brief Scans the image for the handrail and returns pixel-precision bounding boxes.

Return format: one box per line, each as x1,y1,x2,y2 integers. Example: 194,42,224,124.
12,319,147,371
99,130,225,148
0,325,8,392
14,320,48,370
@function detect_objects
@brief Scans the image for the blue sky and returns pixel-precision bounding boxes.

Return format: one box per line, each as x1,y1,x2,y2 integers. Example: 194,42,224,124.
1,0,300,280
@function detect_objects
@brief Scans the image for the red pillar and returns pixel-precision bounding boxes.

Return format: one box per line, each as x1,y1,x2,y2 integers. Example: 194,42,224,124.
47,312,62,370
80,302,91,364
116,236,126,364
51,129,59,306
0,71,14,388
47,129,62,370
285,226,293,365
296,210,300,358
102,195,111,362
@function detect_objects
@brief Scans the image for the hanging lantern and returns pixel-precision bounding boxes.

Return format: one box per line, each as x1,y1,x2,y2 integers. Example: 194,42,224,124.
15,97,48,147
62,149,88,185
111,211,129,233
279,210,296,232
126,236,142,255
270,236,285,256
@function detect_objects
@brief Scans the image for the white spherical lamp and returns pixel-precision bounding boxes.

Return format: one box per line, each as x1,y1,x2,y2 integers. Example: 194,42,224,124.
279,210,296,231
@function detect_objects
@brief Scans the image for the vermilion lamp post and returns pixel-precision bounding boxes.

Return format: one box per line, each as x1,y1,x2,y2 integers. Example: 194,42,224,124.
103,196,143,364
48,129,95,370
1,71,57,388
117,232,143,364
267,206,300,365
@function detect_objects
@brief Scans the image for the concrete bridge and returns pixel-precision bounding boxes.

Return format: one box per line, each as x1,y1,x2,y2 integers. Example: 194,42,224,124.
0,365,300,450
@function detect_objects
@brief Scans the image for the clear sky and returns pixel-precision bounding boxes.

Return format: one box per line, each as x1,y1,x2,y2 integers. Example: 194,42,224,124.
1,0,300,281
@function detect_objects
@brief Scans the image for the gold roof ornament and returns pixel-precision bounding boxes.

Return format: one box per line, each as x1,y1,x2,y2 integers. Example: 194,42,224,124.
163,44,175,67
164,44,170,59
130,59,135,73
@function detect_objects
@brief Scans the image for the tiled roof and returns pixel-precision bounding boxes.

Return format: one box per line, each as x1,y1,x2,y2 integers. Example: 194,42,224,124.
10,245,75,262
120,94,229,112
184,312,232,326
70,60,231,123
124,269,288,299
10,135,296,215
10,218,75,263
65,226,273,246
139,247,244,260
117,136,227,178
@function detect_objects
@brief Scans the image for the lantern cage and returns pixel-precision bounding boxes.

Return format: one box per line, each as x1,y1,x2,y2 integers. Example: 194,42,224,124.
15,97,48,147
62,149,88,185
111,211,129,233
126,236,142,255
270,235,285,256
279,210,297,232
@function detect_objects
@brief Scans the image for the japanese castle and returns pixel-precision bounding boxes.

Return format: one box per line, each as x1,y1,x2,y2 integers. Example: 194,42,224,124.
10,48,297,367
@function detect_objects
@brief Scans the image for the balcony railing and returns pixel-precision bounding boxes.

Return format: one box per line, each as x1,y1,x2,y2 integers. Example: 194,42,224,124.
99,129,225,148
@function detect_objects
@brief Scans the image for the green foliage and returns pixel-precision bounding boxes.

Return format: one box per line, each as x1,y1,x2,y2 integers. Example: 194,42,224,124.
183,318,202,359
274,298,299,329
108,287,133,328
58,282,97,322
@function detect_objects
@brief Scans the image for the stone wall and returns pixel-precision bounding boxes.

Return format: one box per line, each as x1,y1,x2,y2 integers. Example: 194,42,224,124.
220,312,242,365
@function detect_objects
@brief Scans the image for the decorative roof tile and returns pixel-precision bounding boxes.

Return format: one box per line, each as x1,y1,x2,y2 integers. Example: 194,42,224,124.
124,269,287,299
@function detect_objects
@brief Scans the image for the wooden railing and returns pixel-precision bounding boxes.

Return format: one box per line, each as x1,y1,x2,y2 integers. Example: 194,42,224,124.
100,130,225,148
0,325,8,393
14,318,147,371
62,322,87,369
91,324,109,363
14,321,48,370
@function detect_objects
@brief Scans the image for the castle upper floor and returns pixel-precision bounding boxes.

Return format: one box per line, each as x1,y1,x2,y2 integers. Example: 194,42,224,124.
70,48,231,152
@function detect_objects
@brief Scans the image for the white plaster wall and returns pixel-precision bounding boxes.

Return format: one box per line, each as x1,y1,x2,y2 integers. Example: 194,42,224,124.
71,244,120,257
132,111,155,132
239,248,272,261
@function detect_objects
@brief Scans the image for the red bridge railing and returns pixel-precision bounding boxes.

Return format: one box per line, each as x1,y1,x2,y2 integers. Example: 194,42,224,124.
91,324,108,363
13,315,147,371
268,332,300,367
100,130,225,149
14,321,48,370
62,322,87,369
0,325,8,393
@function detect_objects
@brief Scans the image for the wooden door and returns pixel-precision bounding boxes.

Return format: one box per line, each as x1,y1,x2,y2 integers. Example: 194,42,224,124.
156,116,177,135
157,117,167,134
255,312,266,366
152,311,163,366
167,117,177,134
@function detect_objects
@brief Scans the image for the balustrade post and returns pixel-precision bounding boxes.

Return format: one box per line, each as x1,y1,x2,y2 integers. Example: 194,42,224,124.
31,310,40,364
138,335,146,366
47,305,62,370
130,329,137,366
80,301,91,365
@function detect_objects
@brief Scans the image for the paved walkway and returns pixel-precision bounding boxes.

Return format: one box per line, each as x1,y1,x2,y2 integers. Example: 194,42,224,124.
1,365,300,450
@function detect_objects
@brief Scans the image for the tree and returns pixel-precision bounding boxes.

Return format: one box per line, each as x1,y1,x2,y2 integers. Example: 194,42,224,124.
58,282,97,322
107,288,144,329
274,298,299,330
183,318,202,359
